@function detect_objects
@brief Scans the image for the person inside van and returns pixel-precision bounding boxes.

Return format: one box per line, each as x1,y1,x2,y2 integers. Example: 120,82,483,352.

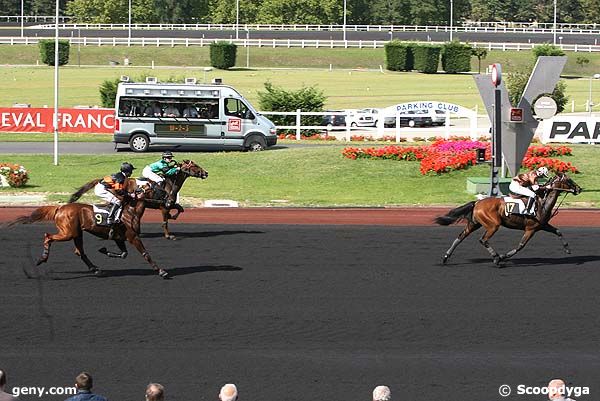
182,104,199,118
144,101,162,117
163,103,181,117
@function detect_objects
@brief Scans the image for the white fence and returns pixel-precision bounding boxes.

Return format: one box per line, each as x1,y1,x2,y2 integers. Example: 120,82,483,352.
260,110,488,142
3,36,600,52
8,20,600,35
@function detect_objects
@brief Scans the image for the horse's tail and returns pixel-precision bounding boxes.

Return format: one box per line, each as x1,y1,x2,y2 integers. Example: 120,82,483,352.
69,179,100,203
5,206,60,227
434,201,476,226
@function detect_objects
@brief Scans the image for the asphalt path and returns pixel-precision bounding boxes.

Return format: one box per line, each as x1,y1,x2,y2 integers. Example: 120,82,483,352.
1,27,599,45
0,141,318,154
1,223,599,401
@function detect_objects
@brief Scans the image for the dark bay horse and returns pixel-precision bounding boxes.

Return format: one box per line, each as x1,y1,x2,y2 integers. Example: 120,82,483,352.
435,173,582,265
69,159,208,239
141,159,208,239
7,179,170,279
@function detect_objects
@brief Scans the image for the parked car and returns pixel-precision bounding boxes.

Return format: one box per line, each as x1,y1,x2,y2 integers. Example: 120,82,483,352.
322,111,346,127
346,108,380,127
384,109,433,128
431,109,447,126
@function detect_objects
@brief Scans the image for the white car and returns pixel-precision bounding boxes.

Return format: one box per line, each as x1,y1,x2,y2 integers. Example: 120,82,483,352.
346,108,380,127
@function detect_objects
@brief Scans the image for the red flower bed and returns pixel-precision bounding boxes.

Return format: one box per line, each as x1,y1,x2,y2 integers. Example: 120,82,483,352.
342,141,579,175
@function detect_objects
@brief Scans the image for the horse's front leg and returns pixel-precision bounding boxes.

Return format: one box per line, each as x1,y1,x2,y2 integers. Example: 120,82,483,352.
169,203,184,220
479,226,501,265
126,231,170,279
499,229,537,261
541,223,571,254
160,207,174,240
73,235,101,275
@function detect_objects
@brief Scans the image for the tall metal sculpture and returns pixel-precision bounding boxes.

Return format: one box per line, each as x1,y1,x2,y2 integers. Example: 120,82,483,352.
474,56,567,195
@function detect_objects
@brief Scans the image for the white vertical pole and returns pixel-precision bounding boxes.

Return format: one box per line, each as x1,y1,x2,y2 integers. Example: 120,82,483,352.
343,0,347,42
235,0,240,40
20,0,24,37
53,0,60,165
128,0,132,44
295,109,301,140
449,0,453,42
553,0,557,45
246,30,249,68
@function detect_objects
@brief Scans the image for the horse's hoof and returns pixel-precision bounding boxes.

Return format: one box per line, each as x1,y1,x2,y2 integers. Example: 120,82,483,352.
98,247,108,255
493,256,502,266
442,255,449,265
35,258,46,266
166,235,176,240
564,248,571,254
158,269,171,279
94,269,106,277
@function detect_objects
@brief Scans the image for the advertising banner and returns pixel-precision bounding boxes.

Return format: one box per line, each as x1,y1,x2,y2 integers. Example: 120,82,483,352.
0,107,115,134
541,116,600,143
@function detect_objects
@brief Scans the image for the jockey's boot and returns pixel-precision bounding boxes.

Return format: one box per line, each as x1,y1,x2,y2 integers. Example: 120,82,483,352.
525,197,536,216
106,203,121,225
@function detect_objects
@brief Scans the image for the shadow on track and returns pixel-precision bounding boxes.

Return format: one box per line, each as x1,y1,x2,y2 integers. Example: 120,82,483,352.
139,230,264,239
29,265,243,280
450,254,600,267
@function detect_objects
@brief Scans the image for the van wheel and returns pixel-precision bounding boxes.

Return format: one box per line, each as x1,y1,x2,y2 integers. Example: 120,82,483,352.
246,136,266,152
129,133,149,152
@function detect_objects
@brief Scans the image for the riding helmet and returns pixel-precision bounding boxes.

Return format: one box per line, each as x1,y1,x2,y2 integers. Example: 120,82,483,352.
536,166,549,177
162,151,174,159
120,162,136,176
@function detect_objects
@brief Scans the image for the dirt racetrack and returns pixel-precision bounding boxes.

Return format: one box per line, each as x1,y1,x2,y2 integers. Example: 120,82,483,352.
1,208,599,401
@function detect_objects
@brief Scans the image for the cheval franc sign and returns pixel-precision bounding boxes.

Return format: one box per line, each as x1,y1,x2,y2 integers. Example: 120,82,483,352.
541,116,600,143
0,107,115,133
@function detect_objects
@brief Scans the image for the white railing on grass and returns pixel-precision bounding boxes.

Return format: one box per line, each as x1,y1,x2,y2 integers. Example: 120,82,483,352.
260,110,487,142
20,21,600,35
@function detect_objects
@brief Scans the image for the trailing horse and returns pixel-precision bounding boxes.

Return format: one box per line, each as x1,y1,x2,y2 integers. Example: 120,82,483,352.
6,179,170,279
69,159,208,239
435,173,582,265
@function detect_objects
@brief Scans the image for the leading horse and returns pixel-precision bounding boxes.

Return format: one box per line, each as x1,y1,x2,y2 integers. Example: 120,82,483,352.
435,173,582,265
69,159,208,239
6,179,171,278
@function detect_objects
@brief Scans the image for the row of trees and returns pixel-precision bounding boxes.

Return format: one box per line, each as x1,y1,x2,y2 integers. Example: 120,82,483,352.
5,0,600,26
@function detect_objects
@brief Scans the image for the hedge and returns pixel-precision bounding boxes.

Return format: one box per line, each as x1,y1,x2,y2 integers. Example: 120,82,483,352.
413,45,441,74
384,41,414,71
441,41,472,73
38,39,70,66
209,42,237,70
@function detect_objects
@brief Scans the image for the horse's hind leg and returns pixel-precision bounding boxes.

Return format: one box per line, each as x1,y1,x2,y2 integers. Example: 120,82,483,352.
98,239,128,258
37,232,72,266
73,236,100,273
541,224,571,254
442,221,481,264
499,229,537,261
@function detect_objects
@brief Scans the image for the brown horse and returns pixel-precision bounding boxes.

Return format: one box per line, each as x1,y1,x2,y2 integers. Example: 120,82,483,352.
435,173,582,265
69,159,208,239
7,179,170,279
141,159,208,239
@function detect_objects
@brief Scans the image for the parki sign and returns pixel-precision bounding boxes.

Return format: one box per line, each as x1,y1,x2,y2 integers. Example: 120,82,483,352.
542,116,600,143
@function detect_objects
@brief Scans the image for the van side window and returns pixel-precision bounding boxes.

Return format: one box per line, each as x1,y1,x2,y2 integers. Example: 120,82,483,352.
225,98,254,120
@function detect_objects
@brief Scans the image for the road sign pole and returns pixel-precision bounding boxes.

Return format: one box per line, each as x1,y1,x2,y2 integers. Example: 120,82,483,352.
489,64,502,197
